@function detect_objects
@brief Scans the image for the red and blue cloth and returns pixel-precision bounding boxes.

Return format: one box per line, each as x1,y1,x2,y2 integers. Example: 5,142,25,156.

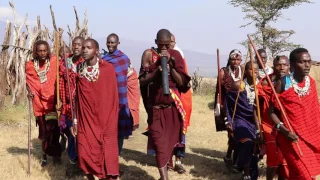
102,50,132,138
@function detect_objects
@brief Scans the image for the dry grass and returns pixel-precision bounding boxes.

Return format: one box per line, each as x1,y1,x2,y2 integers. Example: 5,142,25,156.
0,95,269,180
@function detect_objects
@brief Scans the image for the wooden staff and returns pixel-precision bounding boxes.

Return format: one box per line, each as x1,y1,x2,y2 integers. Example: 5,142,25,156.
55,31,60,126
247,34,303,156
231,49,249,126
27,97,32,175
217,49,222,110
248,44,263,139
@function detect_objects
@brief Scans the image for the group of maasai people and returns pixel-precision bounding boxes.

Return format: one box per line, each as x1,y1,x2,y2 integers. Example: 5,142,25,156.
214,47,320,180
25,28,192,180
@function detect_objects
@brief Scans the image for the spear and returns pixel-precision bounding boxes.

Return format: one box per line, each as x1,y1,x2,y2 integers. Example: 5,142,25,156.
216,48,222,114
55,31,60,126
247,34,303,156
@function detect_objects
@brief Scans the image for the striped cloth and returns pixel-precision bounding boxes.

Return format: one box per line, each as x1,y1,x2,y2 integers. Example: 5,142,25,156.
102,50,132,137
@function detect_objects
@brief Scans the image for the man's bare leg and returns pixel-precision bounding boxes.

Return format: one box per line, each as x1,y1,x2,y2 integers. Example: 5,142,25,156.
159,165,169,180
266,167,277,180
174,156,186,174
86,174,95,180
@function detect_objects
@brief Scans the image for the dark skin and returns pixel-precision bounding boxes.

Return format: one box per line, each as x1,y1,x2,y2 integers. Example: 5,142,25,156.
256,52,267,69
268,52,312,143
140,36,183,88
240,63,260,177
27,44,50,100
70,40,99,138
106,35,119,54
72,38,84,62
170,35,176,49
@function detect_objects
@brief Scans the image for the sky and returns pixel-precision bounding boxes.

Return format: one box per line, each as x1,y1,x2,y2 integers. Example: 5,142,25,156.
0,0,319,59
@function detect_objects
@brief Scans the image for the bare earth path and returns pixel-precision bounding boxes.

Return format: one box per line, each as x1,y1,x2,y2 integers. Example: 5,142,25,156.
0,95,264,180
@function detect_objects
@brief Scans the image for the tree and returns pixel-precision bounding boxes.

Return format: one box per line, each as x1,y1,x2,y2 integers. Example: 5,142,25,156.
229,0,312,57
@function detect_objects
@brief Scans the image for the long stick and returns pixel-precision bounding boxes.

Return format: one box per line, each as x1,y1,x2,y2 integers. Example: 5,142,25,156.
231,49,249,126
63,41,77,152
247,34,303,156
217,49,222,107
63,42,74,120
55,31,60,126
27,98,32,175
249,44,263,139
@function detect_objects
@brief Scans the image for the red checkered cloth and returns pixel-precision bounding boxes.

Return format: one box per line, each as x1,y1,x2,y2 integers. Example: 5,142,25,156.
272,76,320,179
59,55,84,119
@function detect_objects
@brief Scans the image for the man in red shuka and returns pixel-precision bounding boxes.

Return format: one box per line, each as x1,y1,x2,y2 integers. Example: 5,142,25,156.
74,39,119,180
269,48,320,180
256,55,290,180
139,29,191,180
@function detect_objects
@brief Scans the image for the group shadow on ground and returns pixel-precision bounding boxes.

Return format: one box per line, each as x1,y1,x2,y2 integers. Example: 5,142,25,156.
7,139,155,180
7,138,81,180
121,148,240,180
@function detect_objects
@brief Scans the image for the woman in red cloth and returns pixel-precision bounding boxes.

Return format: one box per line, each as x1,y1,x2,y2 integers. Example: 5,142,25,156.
269,48,320,180
74,39,119,180
257,55,290,180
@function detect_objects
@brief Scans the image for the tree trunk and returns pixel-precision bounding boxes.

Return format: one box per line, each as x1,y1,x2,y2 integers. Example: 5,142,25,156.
0,21,12,110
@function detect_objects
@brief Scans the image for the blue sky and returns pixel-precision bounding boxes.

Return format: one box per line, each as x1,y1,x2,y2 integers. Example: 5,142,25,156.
0,0,319,58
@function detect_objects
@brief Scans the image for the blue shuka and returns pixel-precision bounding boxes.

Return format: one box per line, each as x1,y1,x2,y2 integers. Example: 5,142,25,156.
102,49,132,138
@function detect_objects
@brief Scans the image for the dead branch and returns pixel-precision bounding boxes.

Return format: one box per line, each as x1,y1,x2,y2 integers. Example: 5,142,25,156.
0,44,31,51
50,5,58,31
74,6,80,32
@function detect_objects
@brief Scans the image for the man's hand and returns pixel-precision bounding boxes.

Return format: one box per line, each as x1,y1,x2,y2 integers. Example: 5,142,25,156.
160,51,171,60
225,122,232,130
255,134,264,145
158,64,171,74
70,123,78,137
27,93,34,100
286,132,299,142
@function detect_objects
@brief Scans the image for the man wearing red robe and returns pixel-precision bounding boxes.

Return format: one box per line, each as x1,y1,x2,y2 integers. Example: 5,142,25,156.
257,55,290,180
270,48,320,180
26,40,62,166
73,39,119,180
139,29,191,180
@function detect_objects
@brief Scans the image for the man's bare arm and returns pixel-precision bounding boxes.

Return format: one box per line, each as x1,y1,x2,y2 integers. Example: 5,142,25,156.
139,50,160,87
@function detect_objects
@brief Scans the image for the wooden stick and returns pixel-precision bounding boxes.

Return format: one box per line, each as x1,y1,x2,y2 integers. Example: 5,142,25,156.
249,44,263,139
217,49,222,107
27,98,32,175
247,34,303,156
55,31,60,126
63,42,74,120
231,49,249,126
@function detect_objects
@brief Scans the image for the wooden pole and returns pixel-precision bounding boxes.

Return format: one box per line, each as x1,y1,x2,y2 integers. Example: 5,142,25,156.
247,34,303,156
231,49,249,125
55,31,60,126
217,49,222,108
63,42,74,120
248,44,263,139
27,98,31,175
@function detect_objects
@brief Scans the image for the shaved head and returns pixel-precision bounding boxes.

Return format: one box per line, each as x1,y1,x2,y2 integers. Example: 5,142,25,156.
107,33,119,42
156,29,171,40
170,33,176,49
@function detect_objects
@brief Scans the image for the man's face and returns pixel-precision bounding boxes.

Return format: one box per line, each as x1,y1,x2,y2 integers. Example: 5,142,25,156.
106,36,119,54
256,52,267,68
36,44,48,61
72,38,84,56
229,55,242,69
170,35,176,49
82,41,98,61
292,52,312,77
274,58,290,78
155,37,171,54
245,63,259,79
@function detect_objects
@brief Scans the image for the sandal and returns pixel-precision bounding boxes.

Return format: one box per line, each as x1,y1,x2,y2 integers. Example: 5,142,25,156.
174,164,186,174
41,159,47,167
